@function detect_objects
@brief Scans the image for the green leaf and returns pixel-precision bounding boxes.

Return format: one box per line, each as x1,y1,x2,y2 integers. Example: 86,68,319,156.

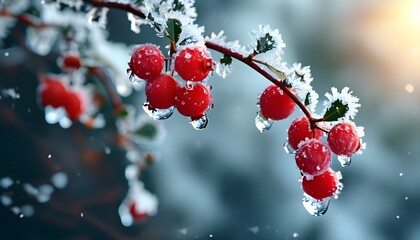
220,54,232,66
323,100,349,121
166,18,182,43
254,33,276,54
134,122,159,141
172,0,185,11
304,92,311,106
117,108,129,118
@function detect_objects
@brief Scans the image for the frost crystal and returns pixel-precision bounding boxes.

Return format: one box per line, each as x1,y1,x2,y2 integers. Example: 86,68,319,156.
323,87,361,120
285,63,318,111
206,31,251,56
127,13,148,34
86,7,109,29
250,25,287,71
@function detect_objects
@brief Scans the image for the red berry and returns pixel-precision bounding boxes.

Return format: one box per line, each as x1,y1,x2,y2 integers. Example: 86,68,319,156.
129,202,148,221
129,44,164,81
295,139,332,177
62,53,82,71
39,78,68,108
259,85,296,120
174,45,214,82
288,116,323,150
327,122,360,156
145,74,179,109
302,169,339,200
175,83,212,118
64,91,84,121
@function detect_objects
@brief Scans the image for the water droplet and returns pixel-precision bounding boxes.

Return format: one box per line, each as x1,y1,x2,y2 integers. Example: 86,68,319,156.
45,106,66,124
48,154,52,159
142,102,174,120
399,172,404,177
129,73,146,86
190,115,208,130
255,111,273,133
405,196,408,200
302,193,330,216
337,155,351,167
81,212,84,217
283,140,296,154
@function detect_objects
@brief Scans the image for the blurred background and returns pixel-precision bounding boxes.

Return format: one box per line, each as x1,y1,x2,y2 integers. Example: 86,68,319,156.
1,0,420,239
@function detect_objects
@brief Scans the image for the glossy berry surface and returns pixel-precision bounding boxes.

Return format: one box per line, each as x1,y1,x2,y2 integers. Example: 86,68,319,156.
288,116,323,150
129,202,148,221
259,85,296,120
64,91,84,121
175,83,212,118
327,122,360,156
62,53,82,71
302,169,339,201
39,78,68,108
295,139,332,177
129,44,164,81
145,74,179,109
174,45,214,82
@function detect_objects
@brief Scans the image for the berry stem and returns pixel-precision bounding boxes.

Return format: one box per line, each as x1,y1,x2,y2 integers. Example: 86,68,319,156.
79,0,318,124
205,41,314,121
88,66,124,114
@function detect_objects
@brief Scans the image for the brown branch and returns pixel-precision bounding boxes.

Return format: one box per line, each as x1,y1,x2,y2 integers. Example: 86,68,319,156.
88,66,124,114
83,0,146,19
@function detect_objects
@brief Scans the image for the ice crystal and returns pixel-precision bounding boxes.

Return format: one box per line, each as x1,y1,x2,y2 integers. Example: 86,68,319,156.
323,87,361,120
250,25,287,71
286,63,319,111
127,12,148,33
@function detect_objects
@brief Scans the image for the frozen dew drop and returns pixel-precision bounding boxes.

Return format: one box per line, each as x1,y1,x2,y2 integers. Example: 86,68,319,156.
45,106,66,124
337,155,352,167
302,193,330,216
190,114,208,130
142,102,174,120
51,172,68,189
129,73,146,86
255,111,273,133
283,140,296,154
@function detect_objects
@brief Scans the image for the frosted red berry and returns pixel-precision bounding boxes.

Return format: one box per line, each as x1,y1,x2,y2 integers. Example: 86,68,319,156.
129,44,164,81
64,91,84,121
295,139,332,177
39,78,68,108
129,202,148,221
302,169,339,201
175,83,212,118
259,85,296,120
288,116,323,150
145,74,179,109
327,122,360,156
62,53,82,71
174,45,214,82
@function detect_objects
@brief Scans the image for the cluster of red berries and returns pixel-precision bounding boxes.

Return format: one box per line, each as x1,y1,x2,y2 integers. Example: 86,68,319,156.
258,85,362,205
38,77,85,121
128,44,214,123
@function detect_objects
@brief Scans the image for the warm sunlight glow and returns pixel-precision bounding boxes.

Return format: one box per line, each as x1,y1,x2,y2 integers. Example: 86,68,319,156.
405,84,414,93
409,1,420,26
